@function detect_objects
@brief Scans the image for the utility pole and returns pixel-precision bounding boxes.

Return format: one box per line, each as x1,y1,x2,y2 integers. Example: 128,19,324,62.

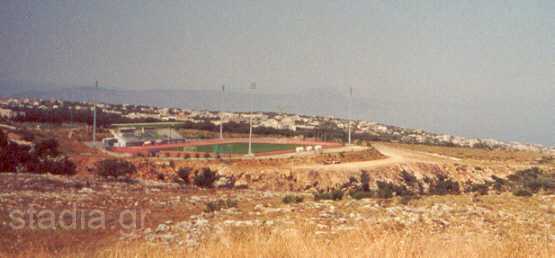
219,85,225,139
248,82,256,156
348,86,352,145
92,81,98,147
69,90,73,126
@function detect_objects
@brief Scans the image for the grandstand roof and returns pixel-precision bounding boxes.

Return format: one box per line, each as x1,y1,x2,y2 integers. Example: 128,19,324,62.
111,122,184,129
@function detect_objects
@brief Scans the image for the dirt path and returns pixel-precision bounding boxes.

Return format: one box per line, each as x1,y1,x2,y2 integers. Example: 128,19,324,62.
295,143,452,172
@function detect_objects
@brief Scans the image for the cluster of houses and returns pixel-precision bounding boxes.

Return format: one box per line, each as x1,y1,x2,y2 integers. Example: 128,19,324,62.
0,97,552,153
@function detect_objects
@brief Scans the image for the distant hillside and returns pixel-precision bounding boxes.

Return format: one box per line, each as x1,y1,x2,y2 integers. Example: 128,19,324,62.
1,80,553,146
0,81,358,118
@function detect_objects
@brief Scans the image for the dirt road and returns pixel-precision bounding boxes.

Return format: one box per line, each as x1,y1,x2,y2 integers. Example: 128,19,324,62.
295,143,453,172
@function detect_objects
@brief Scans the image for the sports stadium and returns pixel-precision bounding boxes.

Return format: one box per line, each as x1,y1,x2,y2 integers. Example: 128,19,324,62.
103,122,343,158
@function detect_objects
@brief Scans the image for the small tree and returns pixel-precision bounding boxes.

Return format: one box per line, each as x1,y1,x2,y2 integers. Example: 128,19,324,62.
96,159,137,178
177,167,192,184
193,168,218,188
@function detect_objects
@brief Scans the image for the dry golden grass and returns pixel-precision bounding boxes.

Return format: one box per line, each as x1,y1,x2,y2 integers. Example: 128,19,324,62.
5,224,552,258
386,142,547,163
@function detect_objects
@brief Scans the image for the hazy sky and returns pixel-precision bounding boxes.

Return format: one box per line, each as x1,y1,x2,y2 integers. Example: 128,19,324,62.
1,1,553,145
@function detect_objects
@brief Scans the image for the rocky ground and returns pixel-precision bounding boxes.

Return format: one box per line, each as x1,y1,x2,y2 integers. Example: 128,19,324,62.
1,126,554,257
0,172,553,257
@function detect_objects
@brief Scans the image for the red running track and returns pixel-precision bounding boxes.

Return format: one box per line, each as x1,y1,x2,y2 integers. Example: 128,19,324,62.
110,137,342,154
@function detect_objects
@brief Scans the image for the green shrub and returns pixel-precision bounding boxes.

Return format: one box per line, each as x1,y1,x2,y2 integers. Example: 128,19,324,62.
193,168,218,188
313,189,344,201
96,159,137,178
204,199,238,212
282,195,304,204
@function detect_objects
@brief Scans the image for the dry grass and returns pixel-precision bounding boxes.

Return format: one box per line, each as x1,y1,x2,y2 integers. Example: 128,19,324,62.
387,143,546,163
5,224,552,258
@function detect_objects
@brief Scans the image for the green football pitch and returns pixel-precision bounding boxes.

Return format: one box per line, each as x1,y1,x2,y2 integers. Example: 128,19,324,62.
171,143,302,154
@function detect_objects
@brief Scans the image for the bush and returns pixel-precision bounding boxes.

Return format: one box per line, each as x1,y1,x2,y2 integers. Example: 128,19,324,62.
350,190,374,200
204,199,238,212
512,188,533,197
34,139,60,158
193,168,218,188
282,195,304,204
0,129,7,147
429,175,460,195
507,167,542,182
157,173,166,180
0,142,31,172
465,182,489,195
360,171,370,191
376,181,394,198
491,175,509,192
400,170,418,186
42,157,77,176
376,181,412,198
508,167,554,193
177,167,192,184
313,189,343,201
96,159,137,178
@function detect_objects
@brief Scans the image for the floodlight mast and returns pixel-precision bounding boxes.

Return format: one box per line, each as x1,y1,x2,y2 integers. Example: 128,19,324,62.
248,82,256,156
92,81,98,147
69,90,73,126
220,85,225,139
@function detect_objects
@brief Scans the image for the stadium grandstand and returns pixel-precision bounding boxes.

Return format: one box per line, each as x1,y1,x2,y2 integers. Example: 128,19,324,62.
103,122,185,147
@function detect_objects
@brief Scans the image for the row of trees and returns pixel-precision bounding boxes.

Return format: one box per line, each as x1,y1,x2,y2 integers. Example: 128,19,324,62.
7,105,383,143
11,106,160,128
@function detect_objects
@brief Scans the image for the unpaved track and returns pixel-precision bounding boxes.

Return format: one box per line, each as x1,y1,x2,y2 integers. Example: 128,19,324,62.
296,143,452,172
